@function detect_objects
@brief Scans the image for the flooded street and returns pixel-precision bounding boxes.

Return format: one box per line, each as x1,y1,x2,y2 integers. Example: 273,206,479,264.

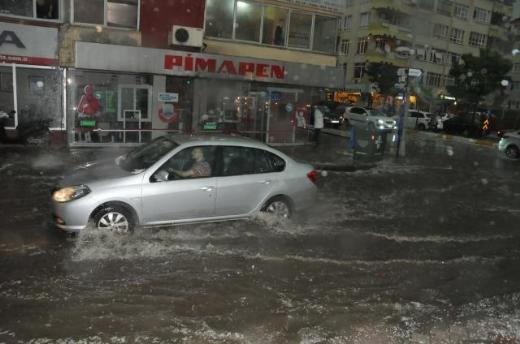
1,133,520,343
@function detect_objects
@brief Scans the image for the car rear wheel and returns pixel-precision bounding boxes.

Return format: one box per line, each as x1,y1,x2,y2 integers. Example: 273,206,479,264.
93,205,134,234
505,145,520,159
418,123,426,130
262,197,292,219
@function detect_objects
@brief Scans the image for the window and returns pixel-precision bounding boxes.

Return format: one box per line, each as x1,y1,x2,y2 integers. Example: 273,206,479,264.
0,0,59,19
437,0,453,16
313,16,337,53
342,15,353,31
356,37,368,54
426,72,442,87
262,6,288,46
418,0,434,10
469,32,487,47
449,52,461,65
474,7,491,24
360,12,370,27
450,28,465,44
454,3,468,19
73,0,138,28
353,63,365,79
205,0,235,39
513,63,520,72
288,11,313,49
234,1,262,42
160,146,216,179
339,39,350,55
221,146,285,176
433,23,449,39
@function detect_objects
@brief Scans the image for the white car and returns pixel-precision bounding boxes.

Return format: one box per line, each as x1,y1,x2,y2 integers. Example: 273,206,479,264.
345,106,397,132
391,110,432,130
498,131,520,159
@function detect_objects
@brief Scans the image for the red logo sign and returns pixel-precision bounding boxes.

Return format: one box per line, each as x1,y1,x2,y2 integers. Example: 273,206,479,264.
164,54,286,80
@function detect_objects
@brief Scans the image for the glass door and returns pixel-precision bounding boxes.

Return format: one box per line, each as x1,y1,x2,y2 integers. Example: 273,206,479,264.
266,88,301,144
118,85,152,143
0,66,15,128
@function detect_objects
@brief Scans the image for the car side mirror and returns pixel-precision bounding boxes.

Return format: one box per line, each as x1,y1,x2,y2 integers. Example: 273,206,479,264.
152,169,169,183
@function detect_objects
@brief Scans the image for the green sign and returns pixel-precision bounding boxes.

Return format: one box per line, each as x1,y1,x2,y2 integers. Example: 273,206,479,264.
203,122,217,130
80,120,96,127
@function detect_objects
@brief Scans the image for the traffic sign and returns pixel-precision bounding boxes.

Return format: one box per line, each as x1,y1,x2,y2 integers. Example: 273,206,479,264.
408,68,422,77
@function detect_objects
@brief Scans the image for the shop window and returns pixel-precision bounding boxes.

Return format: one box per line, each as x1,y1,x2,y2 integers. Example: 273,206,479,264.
16,68,62,128
0,0,59,19
73,0,139,29
205,0,235,39
288,11,312,49
235,1,262,42
313,15,336,53
262,6,288,46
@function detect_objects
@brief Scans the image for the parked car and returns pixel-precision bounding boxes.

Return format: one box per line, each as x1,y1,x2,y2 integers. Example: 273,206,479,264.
321,105,342,128
52,135,318,233
498,131,520,159
429,113,453,131
406,110,432,130
441,114,488,137
344,106,397,132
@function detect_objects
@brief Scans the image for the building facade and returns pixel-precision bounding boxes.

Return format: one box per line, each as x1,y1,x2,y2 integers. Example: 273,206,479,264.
337,0,513,111
1,0,343,146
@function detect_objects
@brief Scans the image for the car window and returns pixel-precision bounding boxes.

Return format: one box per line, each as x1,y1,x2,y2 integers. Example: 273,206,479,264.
351,107,363,114
221,146,285,176
119,136,178,172
155,145,216,180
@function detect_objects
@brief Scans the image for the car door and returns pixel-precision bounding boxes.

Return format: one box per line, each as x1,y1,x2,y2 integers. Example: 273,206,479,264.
348,107,366,127
140,145,217,224
214,146,282,216
407,111,419,128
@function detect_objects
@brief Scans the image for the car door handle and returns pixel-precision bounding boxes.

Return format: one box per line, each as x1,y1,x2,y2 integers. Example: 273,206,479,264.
199,186,214,192
258,180,271,185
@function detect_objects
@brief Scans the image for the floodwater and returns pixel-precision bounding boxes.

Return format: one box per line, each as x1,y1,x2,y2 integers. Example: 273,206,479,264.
1,132,520,343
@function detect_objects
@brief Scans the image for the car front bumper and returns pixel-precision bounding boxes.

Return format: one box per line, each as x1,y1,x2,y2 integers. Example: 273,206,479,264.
52,195,97,233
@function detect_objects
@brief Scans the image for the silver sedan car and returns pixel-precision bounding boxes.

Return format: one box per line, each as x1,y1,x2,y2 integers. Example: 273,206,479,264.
498,131,520,159
52,135,317,233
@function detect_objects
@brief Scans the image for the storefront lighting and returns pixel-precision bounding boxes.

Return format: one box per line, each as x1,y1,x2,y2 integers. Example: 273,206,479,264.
237,1,249,10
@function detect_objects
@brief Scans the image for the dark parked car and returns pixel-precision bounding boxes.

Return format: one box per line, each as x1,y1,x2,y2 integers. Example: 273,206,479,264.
442,114,489,138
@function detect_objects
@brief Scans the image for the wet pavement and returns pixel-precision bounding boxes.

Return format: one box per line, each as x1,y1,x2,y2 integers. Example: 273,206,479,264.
0,132,520,343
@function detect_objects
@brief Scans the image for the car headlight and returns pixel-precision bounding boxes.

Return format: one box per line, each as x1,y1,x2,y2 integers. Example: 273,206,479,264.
377,119,384,124
52,185,90,203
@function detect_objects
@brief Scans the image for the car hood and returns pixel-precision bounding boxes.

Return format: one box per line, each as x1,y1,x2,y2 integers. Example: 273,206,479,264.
370,115,395,122
60,158,135,186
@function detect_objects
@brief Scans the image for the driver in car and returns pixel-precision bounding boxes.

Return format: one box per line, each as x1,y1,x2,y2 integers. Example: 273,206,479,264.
171,147,211,178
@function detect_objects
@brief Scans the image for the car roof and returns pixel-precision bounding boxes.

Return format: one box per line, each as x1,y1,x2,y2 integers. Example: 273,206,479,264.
164,133,284,151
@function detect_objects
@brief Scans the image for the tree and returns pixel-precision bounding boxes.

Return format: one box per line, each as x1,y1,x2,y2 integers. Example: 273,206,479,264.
447,49,512,107
366,62,399,96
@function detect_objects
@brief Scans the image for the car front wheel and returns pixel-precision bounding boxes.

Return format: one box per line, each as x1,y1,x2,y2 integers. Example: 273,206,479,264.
92,205,134,234
262,197,292,219
505,145,520,159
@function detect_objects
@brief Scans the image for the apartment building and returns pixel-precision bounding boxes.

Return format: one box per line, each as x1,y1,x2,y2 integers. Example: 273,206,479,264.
1,0,343,146
337,0,513,110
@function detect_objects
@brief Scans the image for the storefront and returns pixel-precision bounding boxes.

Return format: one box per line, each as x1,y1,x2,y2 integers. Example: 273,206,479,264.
69,42,344,146
0,23,63,136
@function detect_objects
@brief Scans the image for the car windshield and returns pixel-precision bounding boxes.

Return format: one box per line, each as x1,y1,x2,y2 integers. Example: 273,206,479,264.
368,109,386,117
118,137,178,172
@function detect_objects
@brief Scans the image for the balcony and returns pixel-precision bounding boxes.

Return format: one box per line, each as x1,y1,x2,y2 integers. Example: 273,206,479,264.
368,22,413,42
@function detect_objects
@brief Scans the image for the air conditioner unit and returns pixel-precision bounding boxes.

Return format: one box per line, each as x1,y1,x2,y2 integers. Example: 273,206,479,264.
170,25,204,47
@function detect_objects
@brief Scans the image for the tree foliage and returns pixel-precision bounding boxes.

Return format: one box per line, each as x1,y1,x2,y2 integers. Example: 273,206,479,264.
366,62,399,96
447,49,512,105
